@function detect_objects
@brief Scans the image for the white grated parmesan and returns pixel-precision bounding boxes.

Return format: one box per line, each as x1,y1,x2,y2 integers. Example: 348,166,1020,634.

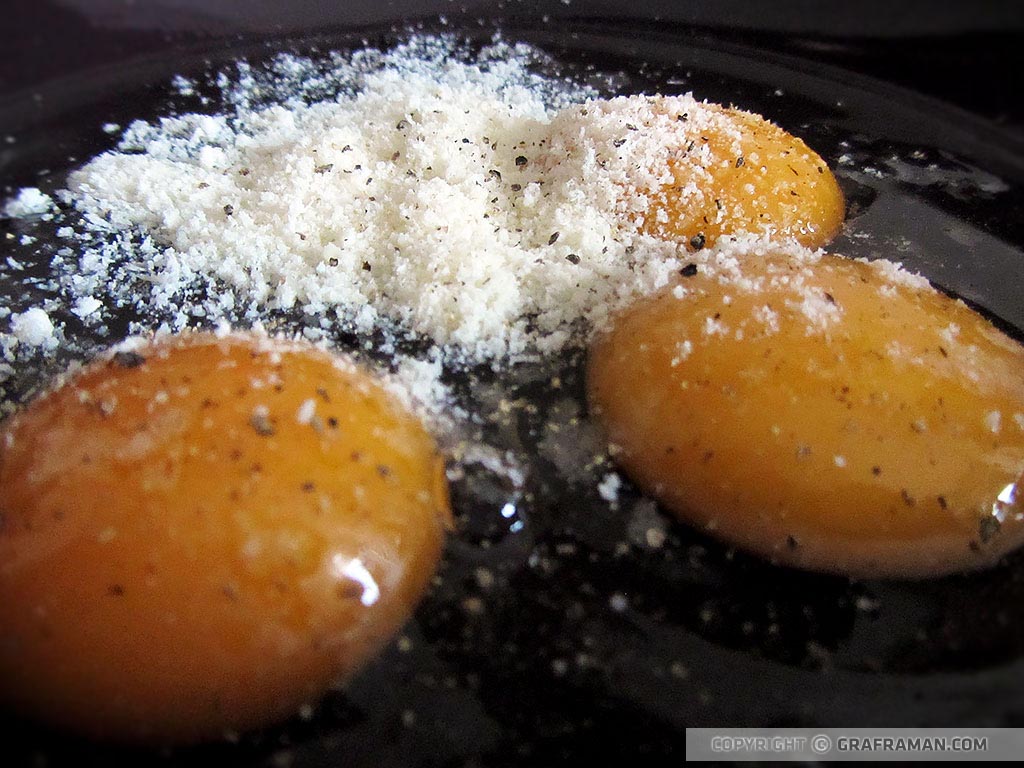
57,38,773,363
984,410,1002,434
9,308,56,349
597,472,623,504
3,187,54,218
296,398,317,425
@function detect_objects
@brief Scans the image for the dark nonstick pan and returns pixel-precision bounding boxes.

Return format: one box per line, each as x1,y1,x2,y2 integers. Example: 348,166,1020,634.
2,3,1024,766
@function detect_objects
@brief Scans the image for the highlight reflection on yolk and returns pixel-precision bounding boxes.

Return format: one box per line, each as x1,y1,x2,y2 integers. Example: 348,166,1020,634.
588,252,1024,579
0,332,451,743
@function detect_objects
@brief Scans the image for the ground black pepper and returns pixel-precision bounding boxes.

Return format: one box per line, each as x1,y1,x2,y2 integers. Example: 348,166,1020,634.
112,351,146,369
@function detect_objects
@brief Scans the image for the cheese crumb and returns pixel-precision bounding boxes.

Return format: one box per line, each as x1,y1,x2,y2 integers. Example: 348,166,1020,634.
9,308,56,348
3,187,54,218
984,410,1002,434
597,472,623,503
296,398,317,425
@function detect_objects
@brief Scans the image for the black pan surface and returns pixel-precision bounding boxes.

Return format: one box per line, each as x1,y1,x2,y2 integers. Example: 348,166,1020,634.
2,14,1024,768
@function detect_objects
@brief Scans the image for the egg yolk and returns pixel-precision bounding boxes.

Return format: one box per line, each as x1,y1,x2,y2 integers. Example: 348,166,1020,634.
0,332,451,743
644,103,845,250
588,252,1024,579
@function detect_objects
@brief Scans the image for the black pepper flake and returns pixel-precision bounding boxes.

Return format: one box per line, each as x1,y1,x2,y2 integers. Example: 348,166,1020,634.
223,204,234,216
239,168,250,176
872,466,882,476
937,495,948,510
787,535,800,550
301,481,315,493
510,183,522,192
938,346,948,358
395,120,408,131
249,413,275,437
197,182,209,189
314,163,334,174
735,156,745,168
107,584,125,597
376,464,392,478
901,489,916,507
689,233,706,251
676,113,688,122
488,169,501,181
824,292,836,304
362,261,372,272
680,263,698,278
515,155,528,167
113,351,146,369
548,232,560,245
327,417,339,429
613,138,627,148
565,253,581,265
980,515,1001,543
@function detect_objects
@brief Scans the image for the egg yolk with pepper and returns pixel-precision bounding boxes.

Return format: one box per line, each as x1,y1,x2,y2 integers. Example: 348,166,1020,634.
588,251,1024,578
644,104,845,250
0,332,451,743
548,96,845,251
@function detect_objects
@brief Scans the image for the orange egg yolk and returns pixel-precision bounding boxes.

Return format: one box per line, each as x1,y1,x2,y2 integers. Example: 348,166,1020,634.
644,105,845,250
588,252,1024,578
0,332,451,743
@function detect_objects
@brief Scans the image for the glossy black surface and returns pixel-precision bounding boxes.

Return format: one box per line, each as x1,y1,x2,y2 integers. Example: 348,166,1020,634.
3,1,1024,132
2,9,1024,768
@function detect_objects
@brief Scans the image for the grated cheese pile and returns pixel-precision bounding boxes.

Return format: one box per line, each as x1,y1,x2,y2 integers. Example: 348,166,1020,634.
58,37,756,361
1,35,943,424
